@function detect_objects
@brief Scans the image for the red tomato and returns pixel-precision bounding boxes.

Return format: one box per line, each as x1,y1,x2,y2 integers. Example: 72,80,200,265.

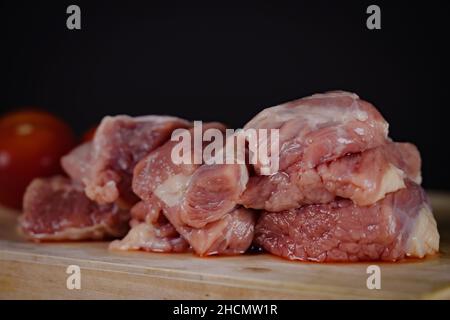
0,110,76,209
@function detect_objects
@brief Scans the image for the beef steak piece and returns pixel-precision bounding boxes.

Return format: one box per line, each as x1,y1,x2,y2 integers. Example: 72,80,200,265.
20,176,130,241
255,182,439,262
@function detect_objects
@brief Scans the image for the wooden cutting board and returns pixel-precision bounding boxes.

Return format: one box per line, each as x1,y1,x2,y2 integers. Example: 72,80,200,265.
1,192,450,300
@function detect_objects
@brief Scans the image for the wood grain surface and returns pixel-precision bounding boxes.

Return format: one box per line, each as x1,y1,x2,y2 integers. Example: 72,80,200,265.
1,192,450,300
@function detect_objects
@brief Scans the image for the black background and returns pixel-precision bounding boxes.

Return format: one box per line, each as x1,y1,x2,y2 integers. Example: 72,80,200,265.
0,300,445,318
1,0,449,189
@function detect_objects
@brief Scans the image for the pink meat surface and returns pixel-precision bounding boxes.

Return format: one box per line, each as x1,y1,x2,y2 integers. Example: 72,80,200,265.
255,182,439,262
61,115,190,207
110,199,189,253
240,142,421,211
61,141,92,183
20,176,130,241
244,91,389,173
132,123,257,256
158,204,256,256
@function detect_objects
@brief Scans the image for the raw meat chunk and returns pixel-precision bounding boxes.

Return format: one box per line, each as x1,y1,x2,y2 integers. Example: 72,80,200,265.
254,182,439,262
161,205,257,256
240,142,421,211
132,122,233,226
62,115,190,207
132,123,257,255
20,176,130,241
109,200,189,253
244,91,389,173
61,141,92,183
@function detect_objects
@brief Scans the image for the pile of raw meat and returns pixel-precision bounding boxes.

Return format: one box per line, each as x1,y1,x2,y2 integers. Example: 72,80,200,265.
19,91,440,262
